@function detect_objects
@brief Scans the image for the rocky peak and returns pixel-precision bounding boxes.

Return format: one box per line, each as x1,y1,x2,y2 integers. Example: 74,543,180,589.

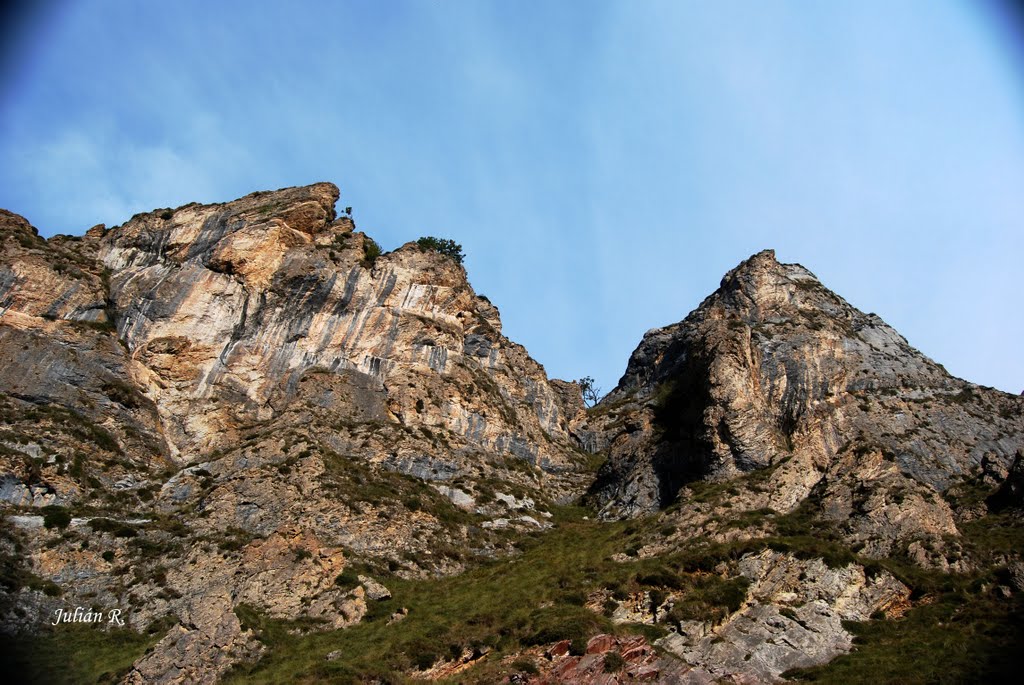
716,248,803,303
588,250,1024,549
0,208,37,236
0,209,108,323
614,249,942,403
100,182,340,275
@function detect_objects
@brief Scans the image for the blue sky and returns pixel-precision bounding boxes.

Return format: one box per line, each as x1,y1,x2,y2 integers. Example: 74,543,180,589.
2,1,1023,396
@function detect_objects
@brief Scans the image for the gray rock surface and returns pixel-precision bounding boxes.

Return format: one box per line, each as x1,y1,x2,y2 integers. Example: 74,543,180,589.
657,550,909,682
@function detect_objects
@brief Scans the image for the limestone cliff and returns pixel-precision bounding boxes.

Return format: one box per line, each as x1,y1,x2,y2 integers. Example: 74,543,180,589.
0,183,591,683
100,183,580,472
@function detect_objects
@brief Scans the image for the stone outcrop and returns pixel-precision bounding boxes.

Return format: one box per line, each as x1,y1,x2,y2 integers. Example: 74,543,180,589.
526,551,909,684
658,551,909,682
98,183,580,472
529,633,698,684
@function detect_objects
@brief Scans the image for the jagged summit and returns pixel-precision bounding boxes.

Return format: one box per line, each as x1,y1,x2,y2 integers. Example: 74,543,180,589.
126,181,341,231
715,248,812,300
567,249,1024,682
612,249,945,401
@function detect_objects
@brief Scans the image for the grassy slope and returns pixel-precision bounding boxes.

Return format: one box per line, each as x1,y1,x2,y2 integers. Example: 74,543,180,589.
3,500,1022,683
784,592,1024,684
223,507,658,684
220,492,1024,684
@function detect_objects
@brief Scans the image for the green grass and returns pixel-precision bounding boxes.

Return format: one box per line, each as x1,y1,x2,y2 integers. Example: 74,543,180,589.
181,495,1024,683
0,623,164,684
222,512,638,683
116,478,1024,682
4,450,1019,684
664,575,750,625
219,504,772,684
784,497,1024,683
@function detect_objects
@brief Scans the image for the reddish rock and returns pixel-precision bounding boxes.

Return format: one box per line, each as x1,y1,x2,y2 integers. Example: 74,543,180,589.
547,655,582,680
620,642,651,662
585,633,617,654
546,640,572,658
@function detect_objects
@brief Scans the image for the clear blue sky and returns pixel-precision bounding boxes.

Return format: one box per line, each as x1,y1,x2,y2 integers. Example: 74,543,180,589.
2,1,1023,395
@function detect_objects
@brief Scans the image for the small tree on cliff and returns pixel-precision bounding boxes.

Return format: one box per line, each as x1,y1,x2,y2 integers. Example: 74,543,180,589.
416,236,465,265
577,376,602,407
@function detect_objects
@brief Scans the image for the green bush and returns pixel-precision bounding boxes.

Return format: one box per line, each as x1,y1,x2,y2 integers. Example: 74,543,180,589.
523,605,605,652
415,236,464,265
42,506,72,530
335,568,360,588
636,569,683,589
666,575,751,625
602,598,618,616
69,453,86,478
404,638,439,670
361,237,382,268
603,651,626,673
512,658,539,675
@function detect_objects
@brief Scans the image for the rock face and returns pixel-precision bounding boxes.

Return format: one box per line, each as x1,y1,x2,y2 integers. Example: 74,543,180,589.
529,552,910,685
586,250,1024,558
531,633,697,684
100,183,580,471
0,209,170,509
0,183,590,683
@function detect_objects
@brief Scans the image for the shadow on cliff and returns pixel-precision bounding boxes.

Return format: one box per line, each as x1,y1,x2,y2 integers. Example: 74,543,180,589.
646,350,718,508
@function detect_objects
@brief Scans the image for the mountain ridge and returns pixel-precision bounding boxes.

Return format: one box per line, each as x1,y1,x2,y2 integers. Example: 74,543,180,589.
1,183,1021,684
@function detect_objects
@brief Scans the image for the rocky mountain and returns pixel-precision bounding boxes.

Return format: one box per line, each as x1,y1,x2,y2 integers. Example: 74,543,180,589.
587,250,1022,545
0,184,591,682
0,186,1021,684
579,250,1024,680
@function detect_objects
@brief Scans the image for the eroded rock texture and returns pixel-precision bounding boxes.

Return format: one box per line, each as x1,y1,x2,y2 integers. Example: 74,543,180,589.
657,551,910,682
